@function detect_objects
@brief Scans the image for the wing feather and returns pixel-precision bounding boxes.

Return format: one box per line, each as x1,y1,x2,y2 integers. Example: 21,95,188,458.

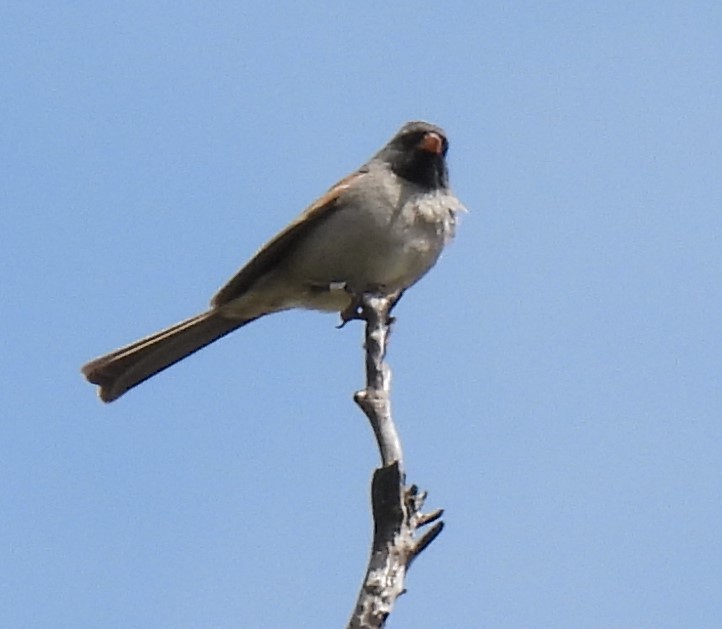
211,171,365,307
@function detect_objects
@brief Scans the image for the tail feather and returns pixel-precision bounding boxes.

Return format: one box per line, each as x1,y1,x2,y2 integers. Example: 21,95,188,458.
82,310,250,402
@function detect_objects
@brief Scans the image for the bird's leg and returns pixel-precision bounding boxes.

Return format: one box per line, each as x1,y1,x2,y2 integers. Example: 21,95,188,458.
337,286,403,328
338,292,365,328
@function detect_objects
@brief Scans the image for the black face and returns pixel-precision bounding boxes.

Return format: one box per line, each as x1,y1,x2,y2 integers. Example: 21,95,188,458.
375,121,450,190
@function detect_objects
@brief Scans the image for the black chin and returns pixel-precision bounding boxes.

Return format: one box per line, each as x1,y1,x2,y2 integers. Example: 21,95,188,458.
392,152,448,190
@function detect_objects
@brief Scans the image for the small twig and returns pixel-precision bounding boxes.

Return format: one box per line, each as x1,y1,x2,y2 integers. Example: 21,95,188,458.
347,293,444,629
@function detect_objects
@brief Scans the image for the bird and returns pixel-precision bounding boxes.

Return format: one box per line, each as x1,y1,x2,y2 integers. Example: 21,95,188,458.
82,121,464,402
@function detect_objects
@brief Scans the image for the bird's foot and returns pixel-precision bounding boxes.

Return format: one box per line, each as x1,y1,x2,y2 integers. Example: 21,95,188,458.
336,287,403,328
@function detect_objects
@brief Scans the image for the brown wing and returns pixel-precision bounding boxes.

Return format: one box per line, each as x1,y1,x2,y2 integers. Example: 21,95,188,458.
211,170,366,308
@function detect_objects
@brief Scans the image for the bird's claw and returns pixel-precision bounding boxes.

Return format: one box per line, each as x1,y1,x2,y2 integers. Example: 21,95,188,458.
336,287,403,329
337,294,365,328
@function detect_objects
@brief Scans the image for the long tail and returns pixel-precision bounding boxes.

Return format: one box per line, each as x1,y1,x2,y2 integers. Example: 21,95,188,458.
82,310,251,402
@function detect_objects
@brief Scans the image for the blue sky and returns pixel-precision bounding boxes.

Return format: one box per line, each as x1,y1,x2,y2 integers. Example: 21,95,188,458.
2,3,721,627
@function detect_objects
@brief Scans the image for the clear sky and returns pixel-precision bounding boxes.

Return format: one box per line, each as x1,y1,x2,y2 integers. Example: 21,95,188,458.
2,3,721,628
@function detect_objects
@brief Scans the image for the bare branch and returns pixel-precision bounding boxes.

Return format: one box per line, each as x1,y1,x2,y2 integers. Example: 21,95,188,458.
347,293,444,629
